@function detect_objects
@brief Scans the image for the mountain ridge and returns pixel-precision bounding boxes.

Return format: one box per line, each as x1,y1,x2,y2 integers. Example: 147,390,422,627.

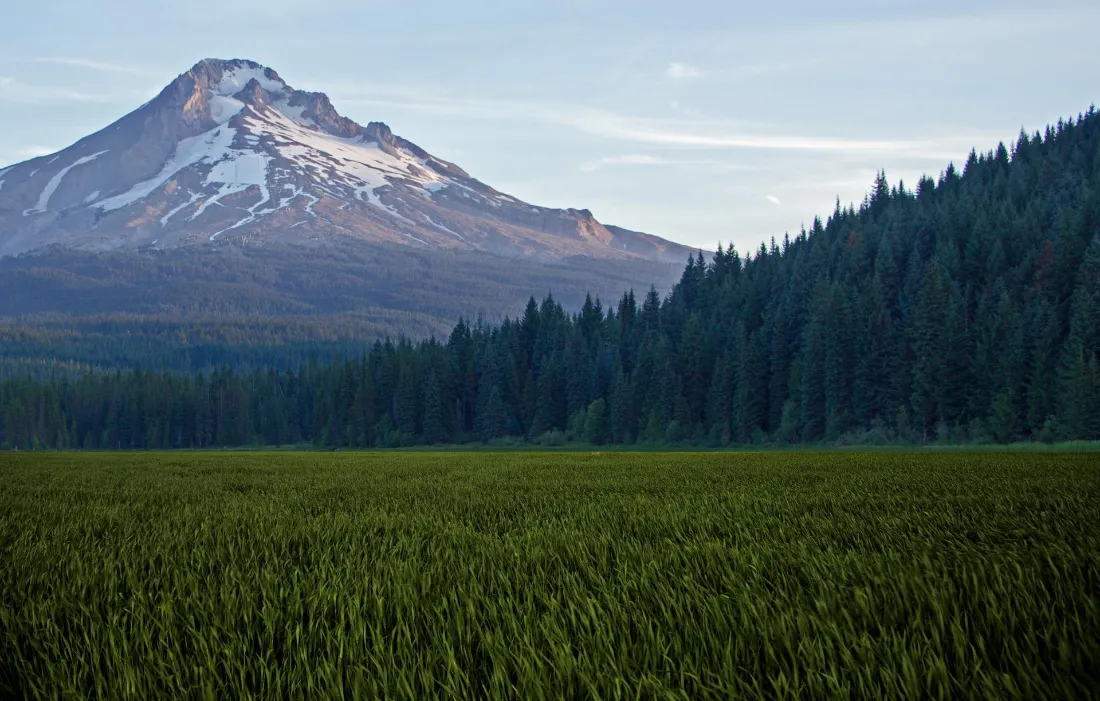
0,58,691,262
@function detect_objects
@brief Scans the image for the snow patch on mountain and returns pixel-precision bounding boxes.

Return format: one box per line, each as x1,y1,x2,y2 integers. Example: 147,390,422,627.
274,98,316,128
302,192,319,216
97,127,237,211
210,95,245,124
421,212,464,240
23,150,107,215
215,65,286,96
160,191,202,226
206,151,270,190
206,153,274,239
190,183,241,221
233,107,455,222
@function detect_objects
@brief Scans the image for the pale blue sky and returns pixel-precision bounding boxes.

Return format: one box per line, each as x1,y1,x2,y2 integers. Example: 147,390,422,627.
2,1,1097,251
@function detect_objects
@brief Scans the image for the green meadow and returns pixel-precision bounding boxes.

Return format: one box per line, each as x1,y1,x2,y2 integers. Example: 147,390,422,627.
1,452,1097,699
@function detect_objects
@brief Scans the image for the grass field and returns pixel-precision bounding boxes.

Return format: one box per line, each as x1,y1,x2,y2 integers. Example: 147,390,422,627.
1,452,1098,699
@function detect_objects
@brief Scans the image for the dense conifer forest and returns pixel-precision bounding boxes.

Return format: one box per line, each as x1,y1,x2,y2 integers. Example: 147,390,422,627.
2,108,1098,448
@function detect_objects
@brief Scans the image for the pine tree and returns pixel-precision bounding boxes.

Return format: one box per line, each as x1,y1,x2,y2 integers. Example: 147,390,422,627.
2,397,28,450
584,398,608,445
475,378,508,442
421,366,448,444
1058,237,1100,437
910,262,949,438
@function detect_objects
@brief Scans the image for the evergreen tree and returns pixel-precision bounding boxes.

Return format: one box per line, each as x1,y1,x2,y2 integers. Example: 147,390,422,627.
584,398,608,445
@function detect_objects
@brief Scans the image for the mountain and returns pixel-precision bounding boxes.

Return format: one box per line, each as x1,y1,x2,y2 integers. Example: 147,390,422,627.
0,58,693,360
0,58,689,262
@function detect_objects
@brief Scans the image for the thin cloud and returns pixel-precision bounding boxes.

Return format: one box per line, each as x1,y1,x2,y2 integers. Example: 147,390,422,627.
330,85,965,160
580,154,751,173
766,195,782,205
15,146,56,158
0,146,55,168
30,57,151,76
580,154,666,172
665,62,701,79
577,115,924,154
0,76,113,104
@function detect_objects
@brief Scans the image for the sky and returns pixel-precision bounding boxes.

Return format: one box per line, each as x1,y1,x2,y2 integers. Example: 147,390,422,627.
1,0,1098,252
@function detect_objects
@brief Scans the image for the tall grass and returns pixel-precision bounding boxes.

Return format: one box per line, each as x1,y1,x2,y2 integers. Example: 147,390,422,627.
1,452,1098,699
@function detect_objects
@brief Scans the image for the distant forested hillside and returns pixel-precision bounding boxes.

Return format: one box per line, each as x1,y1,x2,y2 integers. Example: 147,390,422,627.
2,108,1098,448
0,243,682,371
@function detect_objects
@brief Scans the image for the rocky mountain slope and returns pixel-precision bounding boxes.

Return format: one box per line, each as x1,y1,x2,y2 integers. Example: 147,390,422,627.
0,59,690,262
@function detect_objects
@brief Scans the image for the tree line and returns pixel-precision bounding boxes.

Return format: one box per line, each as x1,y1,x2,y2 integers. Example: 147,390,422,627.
2,108,1099,449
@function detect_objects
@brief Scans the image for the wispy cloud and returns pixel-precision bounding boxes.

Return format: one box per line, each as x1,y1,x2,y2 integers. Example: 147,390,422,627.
0,76,111,104
580,154,752,173
0,145,57,168
580,154,667,171
15,145,56,158
664,62,700,79
766,195,781,205
579,118,921,154
331,86,953,159
29,57,151,76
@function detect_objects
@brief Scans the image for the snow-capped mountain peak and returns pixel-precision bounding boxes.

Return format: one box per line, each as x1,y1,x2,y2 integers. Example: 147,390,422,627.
0,59,689,263
207,59,288,95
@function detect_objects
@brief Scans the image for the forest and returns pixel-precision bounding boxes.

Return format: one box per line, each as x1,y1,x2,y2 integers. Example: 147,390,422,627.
1,108,1098,448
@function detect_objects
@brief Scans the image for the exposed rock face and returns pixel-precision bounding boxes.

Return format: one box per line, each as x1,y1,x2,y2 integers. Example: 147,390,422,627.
0,59,691,263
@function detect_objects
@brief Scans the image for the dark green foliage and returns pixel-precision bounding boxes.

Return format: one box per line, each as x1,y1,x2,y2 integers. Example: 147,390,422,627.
1,452,1098,698
2,109,1100,447
583,398,608,445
